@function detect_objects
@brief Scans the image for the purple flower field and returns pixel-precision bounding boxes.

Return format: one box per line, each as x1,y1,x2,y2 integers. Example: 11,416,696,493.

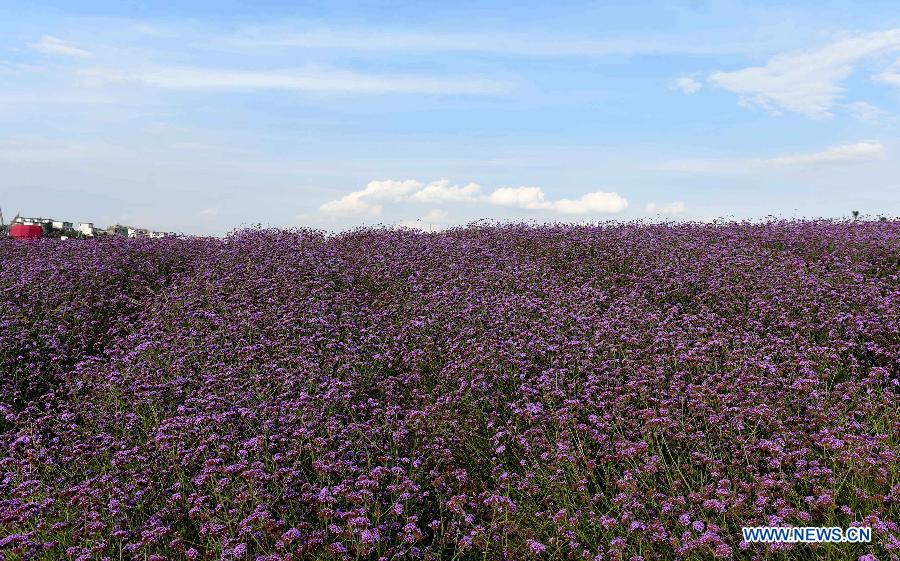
1,220,898,560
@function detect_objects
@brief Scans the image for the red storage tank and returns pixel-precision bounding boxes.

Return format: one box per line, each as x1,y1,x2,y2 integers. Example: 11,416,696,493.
9,224,43,240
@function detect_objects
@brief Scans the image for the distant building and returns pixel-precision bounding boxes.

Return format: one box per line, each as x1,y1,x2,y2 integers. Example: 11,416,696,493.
12,217,57,236
76,222,98,236
107,224,129,236
14,217,73,230
7,214,172,240
10,224,43,240
12,216,45,226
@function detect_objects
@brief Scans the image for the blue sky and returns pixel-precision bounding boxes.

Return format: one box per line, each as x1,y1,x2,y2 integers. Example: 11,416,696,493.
1,0,898,234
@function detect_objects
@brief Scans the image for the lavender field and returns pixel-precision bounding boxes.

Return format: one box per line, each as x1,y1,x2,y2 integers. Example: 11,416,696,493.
1,221,898,561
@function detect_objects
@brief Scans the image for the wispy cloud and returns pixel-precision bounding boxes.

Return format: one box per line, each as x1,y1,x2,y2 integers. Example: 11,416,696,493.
320,179,628,217
657,141,887,173
235,27,763,57
80,65,510,95
672,76,702,94
844,101,890,123
198,207,220,216
27,35,93,58
0,60,44,74
709,29,900,118
875,57,900,87
766,140,885,166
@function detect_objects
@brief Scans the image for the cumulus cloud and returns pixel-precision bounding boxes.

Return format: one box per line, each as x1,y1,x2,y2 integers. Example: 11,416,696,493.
27,36,92,58
488,186,628,214
487,186,549,210
409,180,481,203
319,179,423,216
320,180,628,217
356,179,424,200
552,192,629,214
709,29,900,118
673,76,703,94
646,201,687,215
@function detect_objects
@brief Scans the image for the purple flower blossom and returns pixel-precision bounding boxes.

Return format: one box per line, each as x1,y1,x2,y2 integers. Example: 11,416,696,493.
360,528,380,544
0,221,897,560
527,539,547,554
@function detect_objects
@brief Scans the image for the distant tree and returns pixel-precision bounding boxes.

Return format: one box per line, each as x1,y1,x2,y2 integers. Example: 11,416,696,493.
851,210,860,220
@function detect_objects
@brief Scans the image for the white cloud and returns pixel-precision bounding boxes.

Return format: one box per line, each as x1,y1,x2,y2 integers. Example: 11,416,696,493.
357,179,424,200
199,207,219,216
0,60,43,74
320,180,628,218
487,186,628,214
319,179,423,216
709,29,900,118
765,140,885,166
646,201,686,215
874,57,900,87
320,196,380,217
408,180,481,203
656,141,887,173
673,76,703,94
81,65,509,96
551,191,629,214
844,101,890,123
487,186,550,210
27,36,92,58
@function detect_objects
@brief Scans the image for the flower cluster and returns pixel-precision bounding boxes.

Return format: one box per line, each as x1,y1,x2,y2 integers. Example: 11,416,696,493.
1,221,898,560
